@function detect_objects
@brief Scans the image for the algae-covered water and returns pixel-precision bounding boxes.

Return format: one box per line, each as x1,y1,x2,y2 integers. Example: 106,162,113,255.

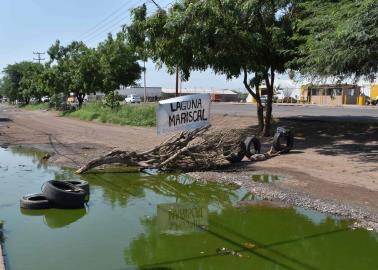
1,147,378,270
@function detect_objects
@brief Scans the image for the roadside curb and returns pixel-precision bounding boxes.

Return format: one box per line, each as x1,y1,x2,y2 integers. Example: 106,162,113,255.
217,101,378,109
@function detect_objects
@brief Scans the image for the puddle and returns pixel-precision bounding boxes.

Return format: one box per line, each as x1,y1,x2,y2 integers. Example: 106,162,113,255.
0,147,378,270
251,174,285,183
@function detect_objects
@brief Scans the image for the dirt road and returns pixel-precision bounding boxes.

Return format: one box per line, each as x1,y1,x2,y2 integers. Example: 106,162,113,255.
1,104,378,229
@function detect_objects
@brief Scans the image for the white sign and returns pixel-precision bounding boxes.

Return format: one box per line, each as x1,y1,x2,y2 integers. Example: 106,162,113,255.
157,94,211,134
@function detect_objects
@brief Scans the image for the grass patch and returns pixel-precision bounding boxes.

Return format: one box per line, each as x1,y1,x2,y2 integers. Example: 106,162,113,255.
64,102,156,127
19,103,49,110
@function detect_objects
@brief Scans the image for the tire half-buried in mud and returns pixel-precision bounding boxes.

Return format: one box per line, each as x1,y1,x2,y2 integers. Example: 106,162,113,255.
273,129,294,153
244,136,261,158
223,141,246,163
20,193,51,210
42,180,86,209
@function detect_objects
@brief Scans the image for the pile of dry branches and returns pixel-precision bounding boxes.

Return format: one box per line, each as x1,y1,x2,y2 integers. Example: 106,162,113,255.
76,125,248,174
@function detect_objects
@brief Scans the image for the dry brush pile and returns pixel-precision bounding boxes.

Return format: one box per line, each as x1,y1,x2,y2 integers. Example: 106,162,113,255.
76,125,283,174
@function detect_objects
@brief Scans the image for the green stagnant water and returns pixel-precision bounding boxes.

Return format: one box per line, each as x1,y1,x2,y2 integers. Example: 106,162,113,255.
1,147,378,270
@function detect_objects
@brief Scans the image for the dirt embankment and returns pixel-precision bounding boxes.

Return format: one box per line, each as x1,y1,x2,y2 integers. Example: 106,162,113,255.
1,104,378,231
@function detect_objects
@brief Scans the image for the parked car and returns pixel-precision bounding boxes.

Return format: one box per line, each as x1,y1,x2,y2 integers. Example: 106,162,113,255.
41,96,50,103
125,94,141,104
260,95,268,104
280,97,298,103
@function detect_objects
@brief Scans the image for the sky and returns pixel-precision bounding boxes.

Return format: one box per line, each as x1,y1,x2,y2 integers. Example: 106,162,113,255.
0,0,372,95
0,0,298,92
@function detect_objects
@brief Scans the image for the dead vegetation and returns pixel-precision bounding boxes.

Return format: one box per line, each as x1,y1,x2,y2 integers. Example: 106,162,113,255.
76,125,284,174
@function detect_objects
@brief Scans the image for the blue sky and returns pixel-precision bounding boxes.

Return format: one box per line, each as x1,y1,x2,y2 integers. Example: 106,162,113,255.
0,0,294,91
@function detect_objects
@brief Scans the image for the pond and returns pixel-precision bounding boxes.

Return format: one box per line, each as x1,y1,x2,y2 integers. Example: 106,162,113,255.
0,147,378,270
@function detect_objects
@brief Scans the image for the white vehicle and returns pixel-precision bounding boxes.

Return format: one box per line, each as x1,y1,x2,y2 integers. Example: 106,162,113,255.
41,96,50,103
125,94,141,104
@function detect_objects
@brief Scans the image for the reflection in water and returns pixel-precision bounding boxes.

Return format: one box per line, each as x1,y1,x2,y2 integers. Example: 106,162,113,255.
20,208,87,229
251,174,284,183
157,203,208,235
1,148,378,270
9,146,49,170
82,172,243,209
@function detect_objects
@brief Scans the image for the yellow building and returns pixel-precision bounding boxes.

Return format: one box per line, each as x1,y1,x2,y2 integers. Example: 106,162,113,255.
371,84,378,101
300,84,361,105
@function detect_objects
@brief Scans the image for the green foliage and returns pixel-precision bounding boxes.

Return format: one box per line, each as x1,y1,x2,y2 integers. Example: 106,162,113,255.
97,33,142,94
65,102,156,127
292,0,378,80
104,91,121,110
47,40,102,107
2,61,46,103
127,0,297,135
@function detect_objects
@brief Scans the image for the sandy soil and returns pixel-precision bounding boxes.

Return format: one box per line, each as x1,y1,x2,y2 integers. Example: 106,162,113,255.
1,104,377,229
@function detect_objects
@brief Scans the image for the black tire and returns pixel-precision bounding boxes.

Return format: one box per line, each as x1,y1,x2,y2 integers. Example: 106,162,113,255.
273,129,294,153
63,180,89,195
244,136,261,158
20,193,51,210
224,141,246,163
42,180,86,209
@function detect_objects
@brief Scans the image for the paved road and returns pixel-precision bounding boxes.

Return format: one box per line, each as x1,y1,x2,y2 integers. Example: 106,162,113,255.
212,103,378,122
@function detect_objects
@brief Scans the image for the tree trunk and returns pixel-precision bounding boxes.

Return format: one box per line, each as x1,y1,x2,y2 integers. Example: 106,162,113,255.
243,68,264,133
77,93,85,108
257,102,264,134
263,68,275,137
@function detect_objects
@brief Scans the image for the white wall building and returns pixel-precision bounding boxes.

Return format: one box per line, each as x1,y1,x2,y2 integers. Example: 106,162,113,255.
117,86,162,99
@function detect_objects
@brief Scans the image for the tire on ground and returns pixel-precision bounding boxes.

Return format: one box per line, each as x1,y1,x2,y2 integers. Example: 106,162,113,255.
42,180,86,209
20,193,51,210
224,141,246,163
244,136,261,158
272,129,294,153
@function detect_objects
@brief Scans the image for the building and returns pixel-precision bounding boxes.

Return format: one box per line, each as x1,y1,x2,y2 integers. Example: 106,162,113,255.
300,84,361,105
117,86,162,101
371,84,378,101
162,88,239,102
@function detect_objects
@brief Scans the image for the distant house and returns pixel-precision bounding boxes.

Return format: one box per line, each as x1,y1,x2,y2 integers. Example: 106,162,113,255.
371,84,378,101
117,86,162,101
162,88,239,102
300,84,361,105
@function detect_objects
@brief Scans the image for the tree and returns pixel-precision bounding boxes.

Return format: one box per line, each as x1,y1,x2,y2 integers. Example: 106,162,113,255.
128,0,297,136
2,61,44,103
292,0,378,81
47,40,102,107
97,33,142,95
19,64,48,103
125,4,149,102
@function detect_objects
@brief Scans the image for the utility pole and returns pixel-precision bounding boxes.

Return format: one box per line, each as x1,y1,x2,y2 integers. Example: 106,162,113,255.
143,61,147,102
176,65,179,97
149,0,180,97
33,52,45,64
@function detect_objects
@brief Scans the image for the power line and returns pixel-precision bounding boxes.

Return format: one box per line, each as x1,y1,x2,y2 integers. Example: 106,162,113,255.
77,0,139,40
84,14,133,43
33,52,45,64
78,0,141,42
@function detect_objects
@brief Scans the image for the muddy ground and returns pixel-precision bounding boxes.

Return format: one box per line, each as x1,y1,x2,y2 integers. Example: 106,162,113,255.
0,104,377,231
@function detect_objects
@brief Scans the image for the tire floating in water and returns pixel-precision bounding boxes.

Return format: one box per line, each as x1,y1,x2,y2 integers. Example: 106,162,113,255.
20,193,51,210
42,180,86,209
63,180,90,195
